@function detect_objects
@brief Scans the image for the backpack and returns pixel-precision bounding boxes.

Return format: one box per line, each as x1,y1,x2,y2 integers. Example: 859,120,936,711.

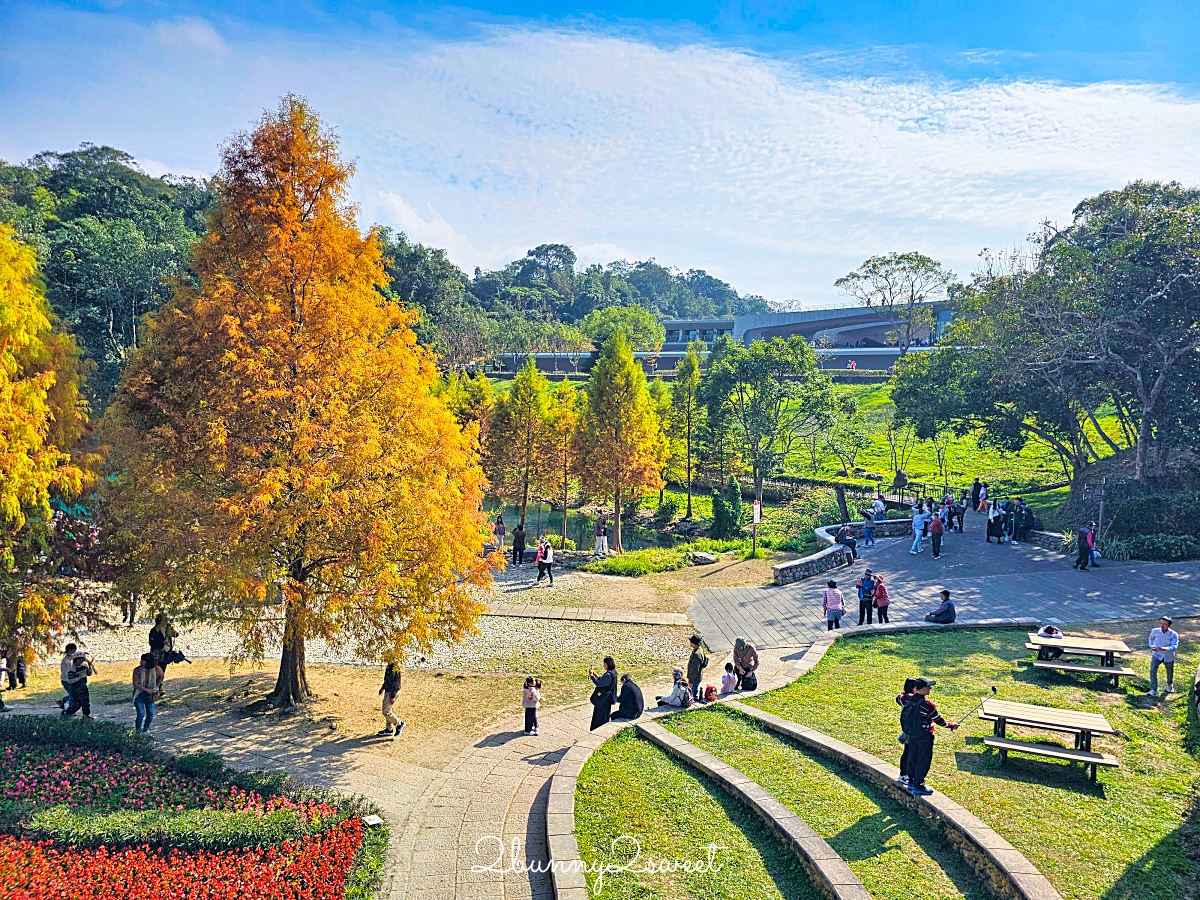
741,673,758,691
900,698,923,738
680,688,694,709
704,685,717,703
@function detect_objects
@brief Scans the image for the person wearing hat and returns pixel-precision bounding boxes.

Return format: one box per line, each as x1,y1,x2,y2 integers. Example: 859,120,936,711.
655,668,691,708
1148,616,1179,697
733,637,759,690
1072,522,1094,570
899,677,959,795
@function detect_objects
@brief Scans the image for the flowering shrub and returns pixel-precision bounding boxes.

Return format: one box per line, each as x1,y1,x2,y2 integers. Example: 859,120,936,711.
0,817,364,899
0,717,386,900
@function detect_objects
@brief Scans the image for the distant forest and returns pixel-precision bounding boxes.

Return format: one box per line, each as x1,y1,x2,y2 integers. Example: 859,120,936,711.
0,144,770,404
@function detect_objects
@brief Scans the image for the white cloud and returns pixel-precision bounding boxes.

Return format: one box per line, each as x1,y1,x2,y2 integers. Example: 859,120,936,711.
138,158,211,181
4,16,1200,302
152,16,229,57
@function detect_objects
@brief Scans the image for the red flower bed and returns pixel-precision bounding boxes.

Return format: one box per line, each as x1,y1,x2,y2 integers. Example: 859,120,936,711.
0,817,363,900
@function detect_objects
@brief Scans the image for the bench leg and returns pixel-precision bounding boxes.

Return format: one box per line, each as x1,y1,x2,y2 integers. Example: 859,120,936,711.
1089,764,1097,783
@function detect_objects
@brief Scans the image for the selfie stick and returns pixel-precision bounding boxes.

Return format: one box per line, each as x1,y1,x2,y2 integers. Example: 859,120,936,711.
953,685,997,725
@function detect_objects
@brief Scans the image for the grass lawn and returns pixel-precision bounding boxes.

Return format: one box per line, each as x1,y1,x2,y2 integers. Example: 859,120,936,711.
663,706,991,900
745,626,1199,900
575,728,822,900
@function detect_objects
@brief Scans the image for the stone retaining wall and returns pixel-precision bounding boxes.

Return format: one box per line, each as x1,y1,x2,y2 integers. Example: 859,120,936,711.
636,721,872,900
814,518,913,546
1024,530,1066,552
727,701,1062,900
772,544,847,585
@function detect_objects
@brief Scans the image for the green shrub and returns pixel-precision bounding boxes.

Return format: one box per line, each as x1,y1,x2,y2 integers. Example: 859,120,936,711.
654,494,681,524
175,750,228,780
1123,533,1200,562
581,547,689,576
0,715,154,758
25,805,313,851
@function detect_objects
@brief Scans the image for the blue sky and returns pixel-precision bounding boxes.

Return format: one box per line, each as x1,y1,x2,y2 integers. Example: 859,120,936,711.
3,1,1200,304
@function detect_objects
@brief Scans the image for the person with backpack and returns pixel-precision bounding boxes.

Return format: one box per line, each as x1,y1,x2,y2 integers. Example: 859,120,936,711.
655,669,692,708
63,651,95,718
823,579,846,631
687,635,709,703
856,570,877,626
899,677,959,795
131,653,164,733
1072,522,1093,570
588,656,618,730
895,677,918,787
873,575,892,624
862,508,876,546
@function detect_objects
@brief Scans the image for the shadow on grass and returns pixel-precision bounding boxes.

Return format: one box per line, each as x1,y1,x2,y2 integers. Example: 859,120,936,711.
1008,661,1129,695
952,749,1107,797
1100,822,1196,900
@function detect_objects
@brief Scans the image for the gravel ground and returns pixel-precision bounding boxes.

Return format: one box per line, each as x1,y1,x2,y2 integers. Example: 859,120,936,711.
61,615,694,675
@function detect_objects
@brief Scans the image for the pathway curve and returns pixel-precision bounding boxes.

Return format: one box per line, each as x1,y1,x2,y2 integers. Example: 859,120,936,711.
692,511,1200,650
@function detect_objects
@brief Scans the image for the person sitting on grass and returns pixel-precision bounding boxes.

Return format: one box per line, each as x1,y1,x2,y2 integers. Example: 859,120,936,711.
924,590,956,624
656,669,692,708
1036,624,1065,660
612,674,645,721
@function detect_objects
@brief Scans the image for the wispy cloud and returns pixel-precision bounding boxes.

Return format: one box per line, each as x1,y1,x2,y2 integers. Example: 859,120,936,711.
2,13,1199,302
152,16,230,57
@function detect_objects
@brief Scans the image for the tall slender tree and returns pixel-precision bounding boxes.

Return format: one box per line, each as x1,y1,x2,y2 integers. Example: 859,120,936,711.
542,378,584,548
104,97,492,706
574,331,667,552
670,342,703,518
485,358,552,523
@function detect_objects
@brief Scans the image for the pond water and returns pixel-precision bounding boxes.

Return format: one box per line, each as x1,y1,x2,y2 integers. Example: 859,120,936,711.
482,499,682,551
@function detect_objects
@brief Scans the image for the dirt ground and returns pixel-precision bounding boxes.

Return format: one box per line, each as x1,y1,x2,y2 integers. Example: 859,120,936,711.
491,551,791,613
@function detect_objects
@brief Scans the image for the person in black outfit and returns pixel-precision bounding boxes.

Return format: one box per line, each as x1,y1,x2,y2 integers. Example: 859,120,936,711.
1072,524,1092,570
836,524,859,562
856,570,877,626
511,522,527,566
969,479,981,511
611,674,645,721
900,677,959,795
588,656,617,730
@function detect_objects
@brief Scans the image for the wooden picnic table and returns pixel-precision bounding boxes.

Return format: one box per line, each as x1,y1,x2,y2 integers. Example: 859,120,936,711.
980,698,1118,781
1026,633,1131,667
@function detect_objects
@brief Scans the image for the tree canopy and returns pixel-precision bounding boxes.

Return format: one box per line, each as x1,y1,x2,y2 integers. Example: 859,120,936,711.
103,96,492,706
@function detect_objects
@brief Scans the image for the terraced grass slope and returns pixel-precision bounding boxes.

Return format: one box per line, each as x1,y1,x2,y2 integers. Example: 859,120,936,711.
746,627,1200,900
664,706,991,900
575,728,822,900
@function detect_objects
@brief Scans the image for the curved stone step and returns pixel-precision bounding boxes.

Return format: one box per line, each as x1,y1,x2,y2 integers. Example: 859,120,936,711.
636,720,873,900
727,700,1063,900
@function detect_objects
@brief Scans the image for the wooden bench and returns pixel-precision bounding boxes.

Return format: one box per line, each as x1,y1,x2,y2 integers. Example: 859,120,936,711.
1027,659,1137,687
984,736,1119,782
1024,642,1107,658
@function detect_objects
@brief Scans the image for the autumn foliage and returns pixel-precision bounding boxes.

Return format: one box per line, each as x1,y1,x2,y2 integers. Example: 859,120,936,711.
104,96,493,704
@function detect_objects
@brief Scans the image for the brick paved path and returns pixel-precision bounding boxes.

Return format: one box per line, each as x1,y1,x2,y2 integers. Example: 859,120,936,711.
691,511,1200,650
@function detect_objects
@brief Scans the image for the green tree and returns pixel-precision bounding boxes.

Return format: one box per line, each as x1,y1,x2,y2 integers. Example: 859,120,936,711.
670,342,703,517
485,358,551,523
542,378,584,547
580,305,665,352
704,336,833,509
574,331,667,552
835,252,952,355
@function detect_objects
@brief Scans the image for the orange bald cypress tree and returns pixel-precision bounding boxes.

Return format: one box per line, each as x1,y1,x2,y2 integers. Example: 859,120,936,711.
105,96,493,705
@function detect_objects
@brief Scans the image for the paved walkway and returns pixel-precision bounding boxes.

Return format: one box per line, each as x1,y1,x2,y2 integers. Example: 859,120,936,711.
691,512,1200,650
484,603,688,625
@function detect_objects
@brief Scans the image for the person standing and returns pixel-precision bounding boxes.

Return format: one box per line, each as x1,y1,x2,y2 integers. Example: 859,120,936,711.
733,637,759,689
57,642,78,709
863,508,876,546
872,495,886,521
63,651,95,718
536,537,555,585
1087,525,1099,567
594,515,609,557
494,515,506,550
1072,522,1092,570
522,676,541,735
588,657,617,730
823,580,846,631
929,512,945,560
874,575,891,624
910,506,927,554
895,677,917,787
377,661,405,738
1148,616,1179,696
900,677,959,795
970,478,981,512
148,614,177,675
511,521,527,566
131,653,164,733
856,570,877,626
687,635,709,702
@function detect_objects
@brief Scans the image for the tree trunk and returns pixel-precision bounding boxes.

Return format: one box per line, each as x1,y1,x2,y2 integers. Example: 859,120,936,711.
561,449,569,549
269,595,311,706
834,483,850,524
685,416,693,519
613,485,623,553
1134,415,1151,483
